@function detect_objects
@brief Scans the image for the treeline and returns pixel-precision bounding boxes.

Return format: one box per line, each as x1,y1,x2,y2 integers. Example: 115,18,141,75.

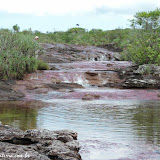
0,8,160,80
20,8,160,65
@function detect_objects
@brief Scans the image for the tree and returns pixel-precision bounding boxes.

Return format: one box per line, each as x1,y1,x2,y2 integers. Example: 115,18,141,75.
130,8,160,31
121,8,160,65
13,24,20,32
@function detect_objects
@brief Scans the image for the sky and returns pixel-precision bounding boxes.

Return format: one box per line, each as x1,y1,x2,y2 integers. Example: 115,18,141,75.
0,0,160,33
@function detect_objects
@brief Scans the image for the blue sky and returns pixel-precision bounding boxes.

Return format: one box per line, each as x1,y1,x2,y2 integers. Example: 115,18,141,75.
0,0,160,33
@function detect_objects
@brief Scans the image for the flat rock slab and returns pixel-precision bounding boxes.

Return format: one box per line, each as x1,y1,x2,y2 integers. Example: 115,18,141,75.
0,81,24,101
39,43,121,63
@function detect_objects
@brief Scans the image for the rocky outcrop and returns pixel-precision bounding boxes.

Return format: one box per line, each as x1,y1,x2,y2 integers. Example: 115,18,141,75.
7,44,160,101
0,124,81,160
117,64,160,88
39,43,120,65
123,78,160,88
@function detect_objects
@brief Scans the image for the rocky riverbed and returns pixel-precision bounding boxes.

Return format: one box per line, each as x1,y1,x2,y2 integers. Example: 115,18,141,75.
0,43,160,160
1,43,160,101
9,43,160,101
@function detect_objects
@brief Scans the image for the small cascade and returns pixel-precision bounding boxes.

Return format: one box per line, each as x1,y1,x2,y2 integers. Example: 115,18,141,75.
86,52,114,62
55,72,90,87
72,73,90,87
87,54,108,61
97,73,108,85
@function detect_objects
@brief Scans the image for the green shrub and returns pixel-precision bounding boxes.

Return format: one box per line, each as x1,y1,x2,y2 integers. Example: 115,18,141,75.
37,60,49,70
121,9,160,65
0,29,42,80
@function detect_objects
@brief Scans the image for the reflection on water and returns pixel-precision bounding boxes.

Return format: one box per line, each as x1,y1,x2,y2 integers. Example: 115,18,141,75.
36,100,160,143
0,101,47,131
0,99,160,159
131,103,160,145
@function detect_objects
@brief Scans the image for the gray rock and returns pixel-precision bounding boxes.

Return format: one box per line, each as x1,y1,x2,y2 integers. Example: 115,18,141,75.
0,81,24,101
116,64,160,89
0,142,50,160
123,78,160,88
39,43,120,64
66,140,80,151
134,64,160,76
0,124,81,160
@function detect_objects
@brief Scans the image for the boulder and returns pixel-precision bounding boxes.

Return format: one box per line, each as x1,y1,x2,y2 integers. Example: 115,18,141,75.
123,78,160,88
0,124,81,160
122,64,160,88
82,93,100,100
134,64,160,76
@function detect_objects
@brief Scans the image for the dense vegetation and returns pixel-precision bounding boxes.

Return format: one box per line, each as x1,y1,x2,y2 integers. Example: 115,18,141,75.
0,8,159,80
0,29,48,80
122,8,160,65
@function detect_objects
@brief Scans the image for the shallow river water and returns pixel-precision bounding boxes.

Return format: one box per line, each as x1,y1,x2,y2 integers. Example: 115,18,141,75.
1,59,160,160
0,89,160,160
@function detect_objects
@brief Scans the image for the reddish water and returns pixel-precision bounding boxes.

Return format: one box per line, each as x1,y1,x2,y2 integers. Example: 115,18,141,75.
5,60,160,160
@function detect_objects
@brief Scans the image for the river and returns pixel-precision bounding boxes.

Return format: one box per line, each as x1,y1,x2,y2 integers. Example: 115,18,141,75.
0,88,160,160
0,43,160,159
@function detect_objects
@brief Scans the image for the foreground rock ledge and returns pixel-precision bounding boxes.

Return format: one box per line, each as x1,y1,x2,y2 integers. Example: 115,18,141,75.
0,124,81,160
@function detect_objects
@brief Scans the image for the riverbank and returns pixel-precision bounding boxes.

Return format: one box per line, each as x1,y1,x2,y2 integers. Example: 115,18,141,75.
1,43,159,101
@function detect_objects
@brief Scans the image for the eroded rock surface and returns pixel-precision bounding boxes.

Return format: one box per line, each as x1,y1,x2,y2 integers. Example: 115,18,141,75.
38,43,160,89
0,81,24,101
0,124,81,160
2,43,159,101
117,64,160,88
39,43,120,64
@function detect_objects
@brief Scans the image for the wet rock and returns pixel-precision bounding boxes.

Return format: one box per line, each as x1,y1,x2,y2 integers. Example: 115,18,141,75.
85,72,98,76
134,64,160,76
13,43,160,98
123,79,160,88
46,82,84,90
39,43,119,64
0,125,24,142
85,71,122,86
57,135,74,143
0,81,24,101
82,93,100,100
0,124,81,160
51,77,62,83
117,64,160,89
26,84,44,90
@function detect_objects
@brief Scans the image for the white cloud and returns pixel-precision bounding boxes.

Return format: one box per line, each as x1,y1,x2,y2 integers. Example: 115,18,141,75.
0,0,159,16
